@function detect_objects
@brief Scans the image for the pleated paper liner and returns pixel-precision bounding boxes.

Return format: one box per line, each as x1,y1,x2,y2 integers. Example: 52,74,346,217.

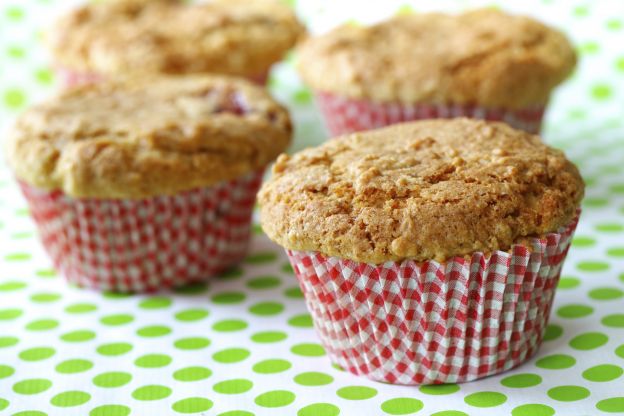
19,170,263,293
316,92,545,136
287,212,579,385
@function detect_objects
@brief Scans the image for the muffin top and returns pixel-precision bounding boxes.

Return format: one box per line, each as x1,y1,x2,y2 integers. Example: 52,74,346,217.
7,75,292,199
297,9,576,109
48,0,305,78
259,118,584,264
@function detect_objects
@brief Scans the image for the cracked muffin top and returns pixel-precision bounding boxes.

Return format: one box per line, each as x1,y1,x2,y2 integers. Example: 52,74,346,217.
259,118,584,264
297,8,576,109
48,0,305,78
7,75,292,199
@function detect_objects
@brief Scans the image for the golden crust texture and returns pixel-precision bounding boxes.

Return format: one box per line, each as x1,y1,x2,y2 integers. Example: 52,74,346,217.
7,75,292,199
48,0,305,78
259,118,584,264
297,9,576,109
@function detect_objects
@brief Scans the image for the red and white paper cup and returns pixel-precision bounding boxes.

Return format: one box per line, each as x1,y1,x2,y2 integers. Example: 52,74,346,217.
286,212,579,385
19,170,263,293
316,92,545,136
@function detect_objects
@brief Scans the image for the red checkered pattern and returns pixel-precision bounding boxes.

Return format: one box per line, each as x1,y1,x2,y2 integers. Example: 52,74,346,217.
20,171,263,293
316,92,545,136
287,212,579,385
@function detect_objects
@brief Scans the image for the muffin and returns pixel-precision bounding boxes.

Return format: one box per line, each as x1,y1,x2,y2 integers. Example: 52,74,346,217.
6,75,292,292
47,0,305,87
297,9,576,135
259,118,584,384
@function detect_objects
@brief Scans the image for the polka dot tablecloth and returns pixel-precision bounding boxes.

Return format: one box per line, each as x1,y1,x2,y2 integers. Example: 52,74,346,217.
1,0,623,415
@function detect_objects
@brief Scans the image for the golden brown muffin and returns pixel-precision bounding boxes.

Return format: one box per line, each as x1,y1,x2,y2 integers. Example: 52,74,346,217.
297,9,576,109
7,75,292,199
259,118,584,263
48,0,305,78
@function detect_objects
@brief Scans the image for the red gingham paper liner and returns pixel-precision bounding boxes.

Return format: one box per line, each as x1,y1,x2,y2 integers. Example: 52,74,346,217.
19,170,263,293
56,68,269,88
316,92,545,136
286,212,579,385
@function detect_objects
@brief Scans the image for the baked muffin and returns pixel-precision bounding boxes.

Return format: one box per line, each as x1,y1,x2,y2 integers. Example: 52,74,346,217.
259,118,583,384
6,75,292,292
297,9,576,135
47,0,305,86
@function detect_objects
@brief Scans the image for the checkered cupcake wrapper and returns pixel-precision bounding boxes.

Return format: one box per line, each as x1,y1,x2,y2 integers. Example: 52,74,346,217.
19,170,264,293
315,92,545,136
287,212,579,385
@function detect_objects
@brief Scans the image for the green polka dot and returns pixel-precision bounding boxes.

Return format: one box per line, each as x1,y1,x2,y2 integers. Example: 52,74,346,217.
572,236,596,247
35,269,56,278
65,303,97,314
431,412,468,416
135,354,172,368
139,297,172,309
255,390,296,407
611,184,624,194
90,405,131,416
570,332,609,350
212,348,250,364
174,308,208,322
217,267,243,280
0,399,7,411
5,6,25,20
590,287,624,300
603,314,624,328
174,337,210,350
577,260,611,271
26,319,59,331
173,366,212,382
337,386,377,400
0,308,23,320
174,282,208,294
247,276,281,289
93,372,132,388
584,197,609,207
212,292,246,304
0,336,19,348
547,385,590,401
595,223,624,233
0,281,27,291
582,364,624,382
511,404,555,416
501,373,542,388
213,379,254,394
294,372,333,386
380,398,424,415
291,343,325,357
298,403,340,416
13,378,52,395
608,19,623,30
580,41,599,54
464,391,507,407
100,314,134,326
132,385,172,401
30,292,61,302
56,359,93,374
607,247,624,257
246,252,278,264
34,68,53,85
591,84,614,100
218,412,254,416
12,412,46,416
212,319,248,332
51,391,91,407
251,331,287,343
7,48,25,60
558,277,580,289
0,364,15,379
136,325,171,337
536,354,576,369
597,397,624,412
418,384,460,395
19,347,55,361
293,88,312,104
543,324,564,341
253,359,292,374
96,342,133,356
4,88,26,109
285,287,304,298
557,304,594,318
249,302,284,316
172,398,213,414
61,330,96,342
288,314,313,328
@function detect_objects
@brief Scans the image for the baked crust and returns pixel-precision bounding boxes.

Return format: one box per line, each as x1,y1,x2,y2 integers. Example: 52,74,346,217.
7,75,292,199
297,9,576,109
259,118,584,263
48,0,305,78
